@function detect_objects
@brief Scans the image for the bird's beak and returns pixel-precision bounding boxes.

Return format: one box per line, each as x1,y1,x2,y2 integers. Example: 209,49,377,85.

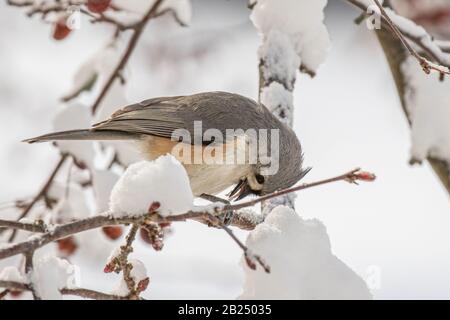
228,179,252,201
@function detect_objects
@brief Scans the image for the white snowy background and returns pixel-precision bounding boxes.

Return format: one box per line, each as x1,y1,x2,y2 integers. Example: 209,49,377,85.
0,0,449,299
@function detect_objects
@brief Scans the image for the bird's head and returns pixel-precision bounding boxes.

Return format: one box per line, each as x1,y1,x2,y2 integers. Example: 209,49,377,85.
228,126,310,200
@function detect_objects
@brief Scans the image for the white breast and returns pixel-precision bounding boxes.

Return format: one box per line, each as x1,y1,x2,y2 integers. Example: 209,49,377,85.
136,135,253,196
184,163,251,196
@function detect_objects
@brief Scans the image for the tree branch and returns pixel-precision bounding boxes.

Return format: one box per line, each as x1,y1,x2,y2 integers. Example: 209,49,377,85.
119,225,139,296
372,0,450,75
373,17,450,197
24,250,39,300
0,168,375,261
7,0,169,115
345,0,450,75
227,168,375,211
0,289,9,300
0,281,128,300
0,219,46,233
216,218,270,273
60,287,130,300
0,280,30,292
90,0,164,114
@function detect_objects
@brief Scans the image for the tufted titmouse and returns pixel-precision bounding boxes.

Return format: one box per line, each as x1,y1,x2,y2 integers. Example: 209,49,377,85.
24,91,310,200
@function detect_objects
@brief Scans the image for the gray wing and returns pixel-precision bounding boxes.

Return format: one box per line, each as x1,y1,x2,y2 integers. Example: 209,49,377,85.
92,91,271,144
93,95,185,138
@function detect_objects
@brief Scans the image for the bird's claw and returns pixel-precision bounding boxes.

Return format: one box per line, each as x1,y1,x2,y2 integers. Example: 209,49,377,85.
199,194,233,226
220,210,234,226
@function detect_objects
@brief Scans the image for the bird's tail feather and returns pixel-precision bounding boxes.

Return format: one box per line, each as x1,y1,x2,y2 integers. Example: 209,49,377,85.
23,129,139,144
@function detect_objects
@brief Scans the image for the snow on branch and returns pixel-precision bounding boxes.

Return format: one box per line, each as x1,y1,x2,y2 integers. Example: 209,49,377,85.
251,0,330,75
251,0,330,126
240,206,372,299
250,0,330,212
2,0,379,299
0,163,375,298
347,0,450,76
109,156,193,217
225,44,374,292
402,58,450,166
362,1,450,196
0,253,79,300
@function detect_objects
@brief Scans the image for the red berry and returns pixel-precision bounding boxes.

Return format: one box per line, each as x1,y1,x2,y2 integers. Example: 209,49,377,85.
9,290,23,298
57,236,78,256
87,0,111,13
102,226,123,240
53,18,72,41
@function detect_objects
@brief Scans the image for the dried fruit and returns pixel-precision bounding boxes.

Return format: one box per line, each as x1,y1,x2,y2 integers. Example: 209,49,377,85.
9,290,23,298
57,236,78,256
87,0,111,14
102,226,123,240
53,17,72,41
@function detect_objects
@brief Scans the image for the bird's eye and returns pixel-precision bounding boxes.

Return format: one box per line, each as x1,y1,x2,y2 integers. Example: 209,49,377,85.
255,174,265,184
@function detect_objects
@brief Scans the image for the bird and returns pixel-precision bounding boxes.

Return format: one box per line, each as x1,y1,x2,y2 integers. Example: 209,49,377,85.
24,91,310,200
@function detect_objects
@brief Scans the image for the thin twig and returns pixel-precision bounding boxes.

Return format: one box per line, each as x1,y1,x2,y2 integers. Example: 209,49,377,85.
372,0,450,75
0,289,9,299
214,216,270,273
227,168,372,211
24,250,39,300
0,219,46,233
6,153,69,242
120,225,139,295
0,281,127,300
374,23,450,197
7,0,166,115
0,280,30,291
345,0,450,75
60,287,130,300
372,0,420,60
103,223,148,298
80,9,137,31
91,0,164,114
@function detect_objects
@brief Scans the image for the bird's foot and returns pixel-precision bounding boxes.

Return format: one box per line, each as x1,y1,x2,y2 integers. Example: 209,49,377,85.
199,193,233,226
221,210,234,226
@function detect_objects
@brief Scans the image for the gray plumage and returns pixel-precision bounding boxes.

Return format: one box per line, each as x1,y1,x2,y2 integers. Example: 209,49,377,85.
25,91,309,195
